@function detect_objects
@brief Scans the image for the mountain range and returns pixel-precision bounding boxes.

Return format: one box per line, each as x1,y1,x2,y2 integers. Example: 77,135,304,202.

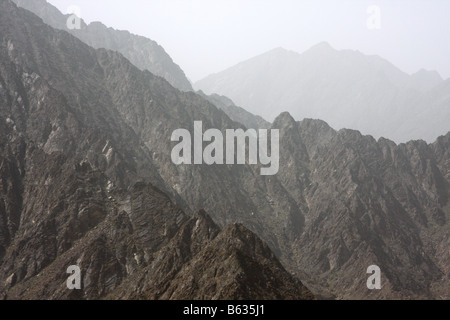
11,0,193,92
0,0,313,300
1,0,449,300
195,44,449,143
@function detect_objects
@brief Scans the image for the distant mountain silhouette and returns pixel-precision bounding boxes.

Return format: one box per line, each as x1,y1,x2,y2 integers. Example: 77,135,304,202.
195,44,448,143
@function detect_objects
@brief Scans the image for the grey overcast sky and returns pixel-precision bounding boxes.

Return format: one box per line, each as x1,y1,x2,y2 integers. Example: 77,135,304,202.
47,0,450,82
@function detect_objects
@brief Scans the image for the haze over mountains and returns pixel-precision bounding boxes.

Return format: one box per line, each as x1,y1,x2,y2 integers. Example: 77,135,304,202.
11,0,193,92
195,44,449,143
1,0,449,300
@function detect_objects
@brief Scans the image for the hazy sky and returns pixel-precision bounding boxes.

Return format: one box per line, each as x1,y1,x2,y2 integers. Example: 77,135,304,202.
48,0,450,82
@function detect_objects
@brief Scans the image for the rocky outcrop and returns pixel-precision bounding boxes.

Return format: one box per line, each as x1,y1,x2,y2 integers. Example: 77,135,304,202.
0,0,311,300
198,92,270,129
0,0,448,300
12,0,193,92
272,114,449,299
110,210,314,300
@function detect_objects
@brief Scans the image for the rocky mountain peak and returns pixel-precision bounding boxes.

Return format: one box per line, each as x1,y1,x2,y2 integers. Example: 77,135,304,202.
11,0,193,92
307,41,335,53
1,0,448,301
273,111,297,128
195,41,447,143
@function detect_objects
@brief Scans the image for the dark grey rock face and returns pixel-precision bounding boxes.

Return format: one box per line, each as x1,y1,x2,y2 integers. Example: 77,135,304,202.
1,0,448,300
273,115,449,299
12,0,193,92
110,210,314,300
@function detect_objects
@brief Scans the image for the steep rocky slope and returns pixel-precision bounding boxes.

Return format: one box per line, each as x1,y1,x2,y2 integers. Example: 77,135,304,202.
109,210,314,300
0,0,311,300
198,92,270,130
11,1,269,133
272,113,449,299
1,0,448,300
12,0,193,92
